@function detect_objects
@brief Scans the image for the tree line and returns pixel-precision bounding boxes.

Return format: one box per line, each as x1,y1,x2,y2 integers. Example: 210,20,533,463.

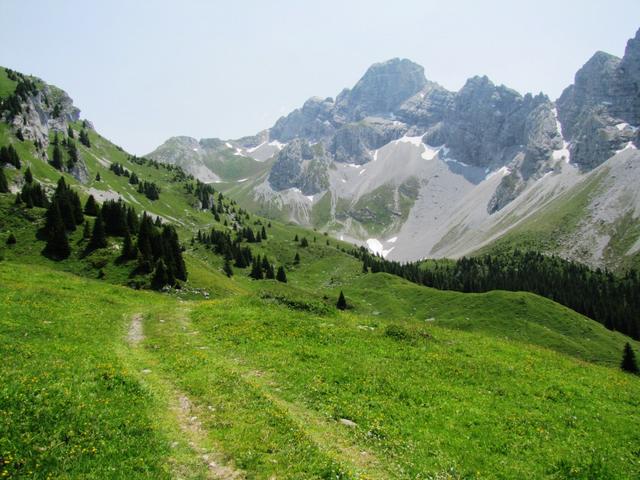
356,248,640,340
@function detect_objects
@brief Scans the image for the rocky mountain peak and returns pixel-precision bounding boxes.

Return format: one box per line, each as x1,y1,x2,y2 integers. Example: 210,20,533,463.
336,58,427,120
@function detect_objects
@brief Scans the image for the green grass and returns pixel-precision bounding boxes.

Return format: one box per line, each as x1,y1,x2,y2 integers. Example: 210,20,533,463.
4,261,640,478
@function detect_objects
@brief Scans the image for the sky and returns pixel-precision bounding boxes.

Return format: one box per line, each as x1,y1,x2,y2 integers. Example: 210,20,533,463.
1,1,639,155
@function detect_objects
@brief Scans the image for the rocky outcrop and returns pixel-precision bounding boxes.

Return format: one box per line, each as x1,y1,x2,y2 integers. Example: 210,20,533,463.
268,139,330,195
557,29,640,170
335,58,427,121
270,96,337,142
329,118,407,165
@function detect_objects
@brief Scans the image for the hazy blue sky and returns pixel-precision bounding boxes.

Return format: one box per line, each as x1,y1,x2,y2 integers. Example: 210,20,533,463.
1,1,639,154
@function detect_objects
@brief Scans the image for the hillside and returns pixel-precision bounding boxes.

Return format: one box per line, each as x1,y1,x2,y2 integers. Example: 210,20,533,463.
2,65,640,478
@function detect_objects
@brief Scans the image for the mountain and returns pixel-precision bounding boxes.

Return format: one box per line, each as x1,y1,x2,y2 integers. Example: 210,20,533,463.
2,60,640,478
149,29,640,271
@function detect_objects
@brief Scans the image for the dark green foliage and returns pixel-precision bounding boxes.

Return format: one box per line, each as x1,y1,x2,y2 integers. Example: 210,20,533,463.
17,179,48,208
192,180,215,209
336,290,347,310
67,125,75,138
101,200,129,236
151,259,169,290
128,172,139,185
276,266,287,283
15,129,24,141
51,143,63,170
137,181,160,201
0,168,8,193
109,162,129,177
65,138,79,168
300,237,309,248
223,259,233,278
88,212,108,250
24,167,33,184
294,234,299,242
0,145,21,169
6,233,16,245
42,200,71,260
0,72,37,118
79,129,91,147
121,229,137,260
84,195,99,216
135,213,186,284
621,343,639,374
261,226,267,240
357,249,640,340
293,252,300,265
250,257,263,280
95,172,101,181
52,177,83,230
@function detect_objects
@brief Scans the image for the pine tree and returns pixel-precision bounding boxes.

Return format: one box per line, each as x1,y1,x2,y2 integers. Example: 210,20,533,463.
261,226,267,240
294,234,299,242
51,143,64,170
88,212,107,250
84,195,99,216
249,258,263,280
79,129,91,148
67,125,75,138
300,237,309,248
362,262,368,274
95,172,101,181
24,167,33,184
6,233,16,245
276,266,287,283
43,201,71,260
223,259,233,278
336,291,347,310
621,343,639,374
121,228,137,260
151,259,169,290
294,252,300,265
0,168,8,193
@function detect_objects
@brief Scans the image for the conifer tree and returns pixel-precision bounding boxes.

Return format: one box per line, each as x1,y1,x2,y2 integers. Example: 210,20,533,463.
6,233,16,245
294,234,299,242
51,143,64,170
24,167,33,184
151,259,169,290
95,172,101,181
67,125,75,138
223,259,233,278
294,252,300,265
276,266,287,283
121,228,137,260
621,343,639,374
300,237,309,248
88,212,107,250
0,168,8,193
84,195,99,216
336,290,347,310
43,201,71,260
261,226,267,240
249,258,263,280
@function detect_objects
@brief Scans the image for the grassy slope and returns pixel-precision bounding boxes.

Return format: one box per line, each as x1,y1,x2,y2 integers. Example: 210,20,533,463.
2,261,640,479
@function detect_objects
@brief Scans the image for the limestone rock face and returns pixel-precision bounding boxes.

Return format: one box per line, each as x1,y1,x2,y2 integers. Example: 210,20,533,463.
557,29,640,170
268,139,330,195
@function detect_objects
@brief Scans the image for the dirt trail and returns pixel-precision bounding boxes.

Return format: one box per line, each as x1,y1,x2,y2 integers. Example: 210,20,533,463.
127,312,243,479
127,313,144,345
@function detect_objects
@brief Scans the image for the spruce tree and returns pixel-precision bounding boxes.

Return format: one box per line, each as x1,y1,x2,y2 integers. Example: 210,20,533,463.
67,125,75,138
336,290,347,310
223,259,233,278
276,266,287,283
24,167,33,184
261,226,267,240
151,259,169,290
6,233,16,245
300,237,309,248
121,228,137,260
43,201,71,260
88,212,107,250
0,168,8,193
95,172,101,181
51,143,64,170
249,258,263,280
82,221,91,240
84,195,99,216
621,342,639,374
294,252,300,265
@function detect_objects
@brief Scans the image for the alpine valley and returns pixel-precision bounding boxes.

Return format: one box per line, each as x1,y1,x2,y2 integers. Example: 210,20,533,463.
1,22,640,480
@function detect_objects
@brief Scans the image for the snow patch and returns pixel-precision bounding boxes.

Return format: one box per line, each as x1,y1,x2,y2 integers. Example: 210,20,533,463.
346,163,362,169
421,144,442,161
366,238,394,258
305,195,314,202
387,236,398,243
246,141,267,153
616,142,638,154
237,178,248,183
225,142,233,149
268,140,286,150
359,169,367,175
485,166,511,181
394,134,424,147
